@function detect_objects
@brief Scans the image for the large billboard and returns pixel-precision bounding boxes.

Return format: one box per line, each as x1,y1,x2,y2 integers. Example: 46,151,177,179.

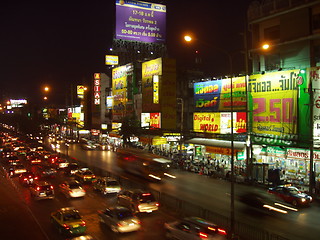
248,70,302,145
115,0,166,43
194,76,246,112
112,64,134,121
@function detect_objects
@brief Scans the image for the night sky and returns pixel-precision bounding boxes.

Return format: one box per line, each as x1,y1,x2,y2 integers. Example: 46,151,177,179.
0,0,253,105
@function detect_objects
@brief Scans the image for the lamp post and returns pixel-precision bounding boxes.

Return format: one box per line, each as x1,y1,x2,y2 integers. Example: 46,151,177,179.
184,35,236,238
177,98,184,163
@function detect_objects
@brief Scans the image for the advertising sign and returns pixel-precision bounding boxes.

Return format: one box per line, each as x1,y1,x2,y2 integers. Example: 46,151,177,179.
112,65,127,121
309,67,320,139
141,112,161,128
112,63,134,121
287,148,320,161
115,0,166,43
93,73,101,105
194,76,246,112
77,85,85,99
105,55,119,65
142,58,162,112
248,70,301,145
193,112,246,134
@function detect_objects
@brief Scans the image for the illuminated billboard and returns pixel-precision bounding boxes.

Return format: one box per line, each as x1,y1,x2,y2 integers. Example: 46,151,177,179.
105,55,119,65
112,63,134,121
193,112,246,134
249,70,300,138
93,73,101,105
194,76,246,112
115,0,166,43
141,112,161,128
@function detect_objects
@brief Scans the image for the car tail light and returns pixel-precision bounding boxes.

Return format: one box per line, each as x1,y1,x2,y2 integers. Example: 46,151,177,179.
63,224,70,230
142,193,151,196
156,203,160,207
50,186,54,190
35,177,38,180
117,223,123,227
80,221,86,227
217,228,227,235
92,175,96,178
36,187,40,191
199,232,208,238
24,178,28,181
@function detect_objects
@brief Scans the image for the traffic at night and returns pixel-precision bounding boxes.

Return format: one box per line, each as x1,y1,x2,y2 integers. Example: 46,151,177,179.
2,0,320,240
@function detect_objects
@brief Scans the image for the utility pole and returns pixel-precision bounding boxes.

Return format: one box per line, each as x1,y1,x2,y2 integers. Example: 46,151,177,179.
309,80,314,194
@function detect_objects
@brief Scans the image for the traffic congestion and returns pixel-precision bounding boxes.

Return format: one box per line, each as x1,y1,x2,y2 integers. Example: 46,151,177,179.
0,129,229,240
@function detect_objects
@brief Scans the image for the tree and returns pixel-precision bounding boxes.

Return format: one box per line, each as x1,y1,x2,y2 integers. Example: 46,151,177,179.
119,115,142,146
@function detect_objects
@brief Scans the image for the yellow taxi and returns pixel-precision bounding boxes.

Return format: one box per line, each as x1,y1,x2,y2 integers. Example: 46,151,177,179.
50,207,86,236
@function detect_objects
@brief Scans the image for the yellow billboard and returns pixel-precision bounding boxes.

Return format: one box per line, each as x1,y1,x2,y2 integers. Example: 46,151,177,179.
142,58,162,112
193,112,221,133
112,65,128,121
249,70,300,136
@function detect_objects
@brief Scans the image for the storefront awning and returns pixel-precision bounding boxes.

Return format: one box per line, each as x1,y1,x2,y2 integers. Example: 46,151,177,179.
185,138,246,150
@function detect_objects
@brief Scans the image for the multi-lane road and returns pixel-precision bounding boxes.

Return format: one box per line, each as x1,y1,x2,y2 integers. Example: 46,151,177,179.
1,141,320,240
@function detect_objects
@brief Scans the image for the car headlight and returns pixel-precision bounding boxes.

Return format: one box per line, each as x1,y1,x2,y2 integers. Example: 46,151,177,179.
310,196,313,202
300,198,306,202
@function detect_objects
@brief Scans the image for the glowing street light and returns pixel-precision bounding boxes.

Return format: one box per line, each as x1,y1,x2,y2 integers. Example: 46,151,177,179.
43,96,48,100
184,35,192,42
262,43,270,50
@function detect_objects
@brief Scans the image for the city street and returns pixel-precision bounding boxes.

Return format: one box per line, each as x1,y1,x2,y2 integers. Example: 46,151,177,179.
61,143,320,240
1,142,320,240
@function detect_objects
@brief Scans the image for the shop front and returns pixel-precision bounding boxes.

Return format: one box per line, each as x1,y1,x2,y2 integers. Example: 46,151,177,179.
251,145,320,189
185,138,246,177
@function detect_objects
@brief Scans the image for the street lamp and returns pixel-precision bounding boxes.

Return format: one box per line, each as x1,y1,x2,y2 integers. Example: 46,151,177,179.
262,43,270,50
177,98,184,162
183,35,236,238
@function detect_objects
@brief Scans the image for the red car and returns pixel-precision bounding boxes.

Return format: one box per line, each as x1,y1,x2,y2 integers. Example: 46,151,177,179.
268,185,313,207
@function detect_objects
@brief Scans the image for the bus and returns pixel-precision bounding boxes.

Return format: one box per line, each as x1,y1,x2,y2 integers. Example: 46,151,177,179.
116,147,176,181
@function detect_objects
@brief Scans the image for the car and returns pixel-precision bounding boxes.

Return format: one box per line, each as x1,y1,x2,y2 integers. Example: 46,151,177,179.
74,168,96,183
34,165,57,178
8,164,27,177
47,154,61,164
28,155,42,164
19,171,38,186
268,185,313,207
64,163,80,176
50,207,86,236
117,189,159,213
52,158,69,169
93,177,121,195
7,155,20,165
30,181,55,200
98,206,141,233
59,180,86,198
164,217,228,240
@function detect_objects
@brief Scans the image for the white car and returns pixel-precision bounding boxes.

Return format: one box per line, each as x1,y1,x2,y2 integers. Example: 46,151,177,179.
165,217,228,240
59,180,86,198
98,206,141,233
